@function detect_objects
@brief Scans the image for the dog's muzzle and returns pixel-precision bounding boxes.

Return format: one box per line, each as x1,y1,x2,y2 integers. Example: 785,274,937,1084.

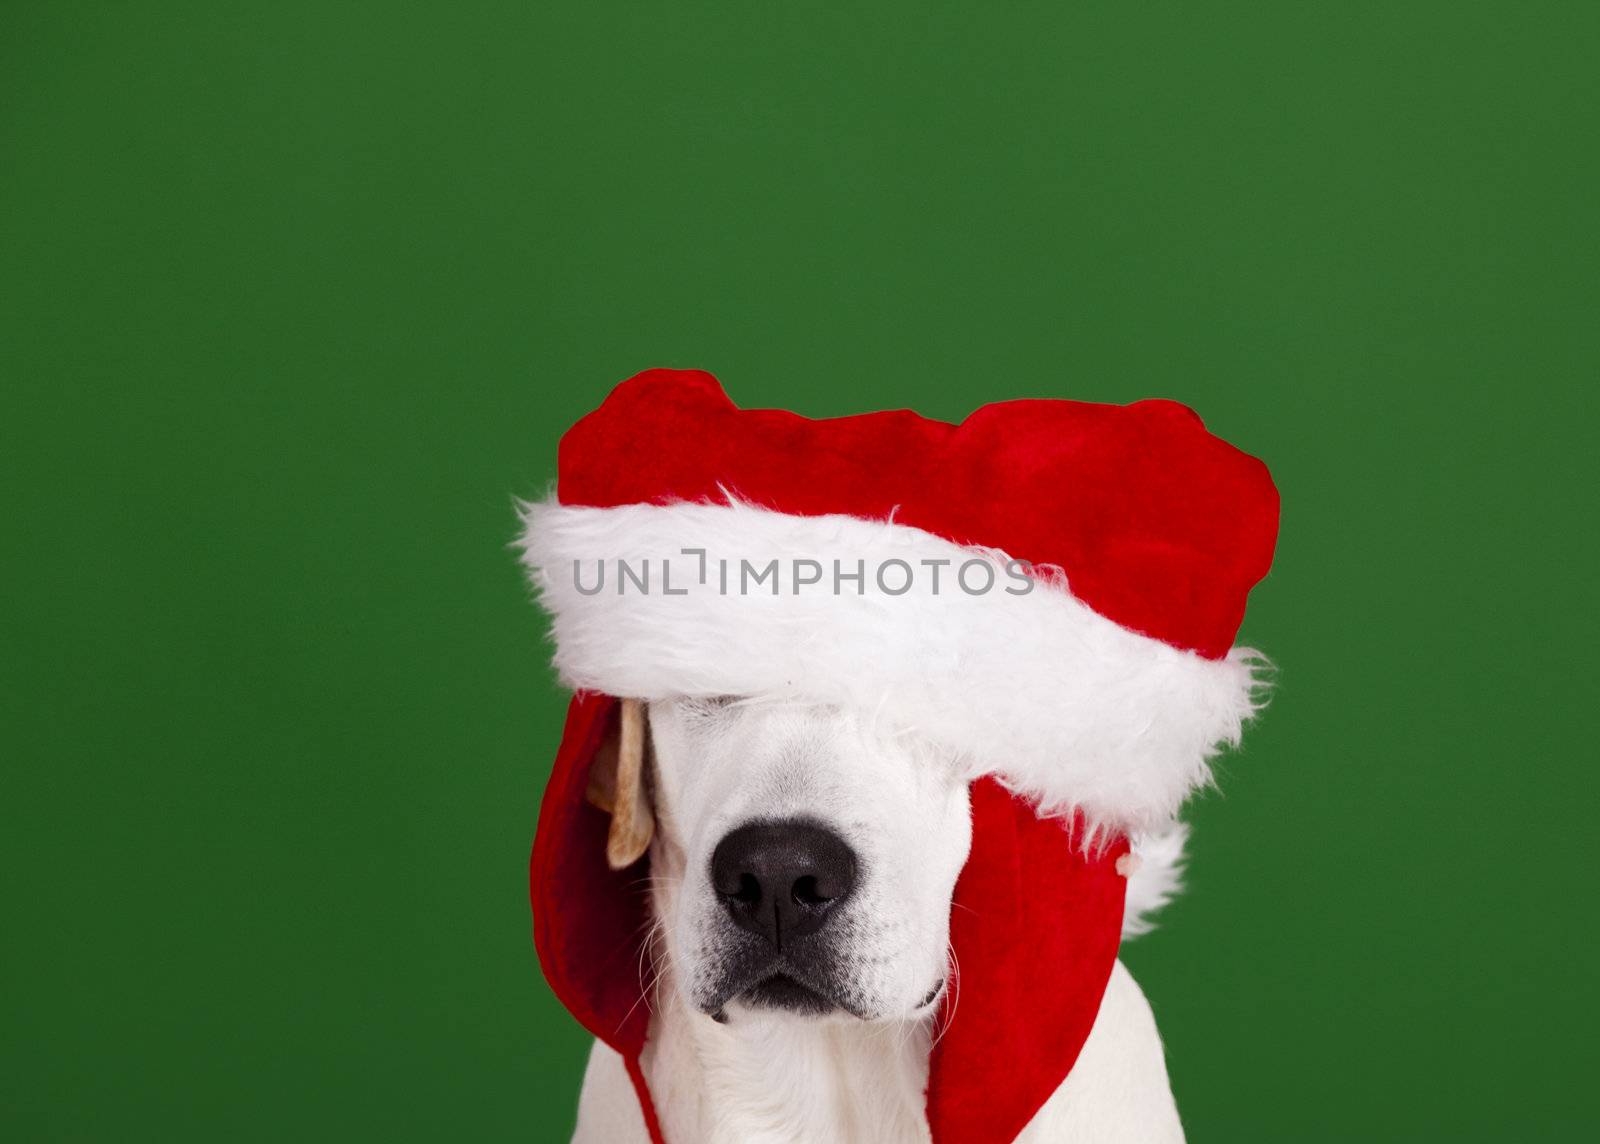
706,819,860,1016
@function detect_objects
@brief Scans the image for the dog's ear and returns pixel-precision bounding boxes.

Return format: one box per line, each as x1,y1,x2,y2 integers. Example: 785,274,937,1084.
585,697,655,870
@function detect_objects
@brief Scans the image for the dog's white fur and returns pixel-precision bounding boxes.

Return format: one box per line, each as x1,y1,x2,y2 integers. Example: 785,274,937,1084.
519,499,1265,837
576,960,1182,1144
648,698,970,1021
569,699,1186,1143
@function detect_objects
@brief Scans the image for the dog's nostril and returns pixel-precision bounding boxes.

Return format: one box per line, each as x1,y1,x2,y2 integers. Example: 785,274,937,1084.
791,874,831,905
732,873,762,906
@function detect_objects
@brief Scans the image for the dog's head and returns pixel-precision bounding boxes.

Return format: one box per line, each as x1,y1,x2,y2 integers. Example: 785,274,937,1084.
597,696,972,1024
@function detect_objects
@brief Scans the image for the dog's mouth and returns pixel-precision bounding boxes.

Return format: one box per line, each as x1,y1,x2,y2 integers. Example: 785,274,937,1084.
915,978,946,1010
704,964,945,1024
740,972,837,1015
704,957,861,1021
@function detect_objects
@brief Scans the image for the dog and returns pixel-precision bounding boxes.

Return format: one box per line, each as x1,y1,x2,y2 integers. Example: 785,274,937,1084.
570,696,1186,1143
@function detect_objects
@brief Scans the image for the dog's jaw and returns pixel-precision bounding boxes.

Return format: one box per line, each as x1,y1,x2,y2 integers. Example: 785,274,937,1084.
644,964,938,1144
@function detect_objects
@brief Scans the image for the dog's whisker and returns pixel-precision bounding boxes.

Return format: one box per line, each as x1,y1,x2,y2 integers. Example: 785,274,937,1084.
929,946,961,1051
616,928,669,1034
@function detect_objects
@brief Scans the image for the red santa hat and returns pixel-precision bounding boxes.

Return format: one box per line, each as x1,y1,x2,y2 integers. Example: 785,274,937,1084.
519,369,1278,1144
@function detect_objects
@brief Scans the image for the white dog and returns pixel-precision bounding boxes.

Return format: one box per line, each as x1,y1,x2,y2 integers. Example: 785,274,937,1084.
571,697,1186,1144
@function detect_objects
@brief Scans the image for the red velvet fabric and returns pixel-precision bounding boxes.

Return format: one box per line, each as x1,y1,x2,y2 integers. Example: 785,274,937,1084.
927,780,1128,1144
529,693,652,1057
555,368,1278,658
529,692,666,1142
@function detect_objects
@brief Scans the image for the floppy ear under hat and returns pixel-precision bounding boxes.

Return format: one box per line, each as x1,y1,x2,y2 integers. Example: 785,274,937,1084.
519,369,1278,1144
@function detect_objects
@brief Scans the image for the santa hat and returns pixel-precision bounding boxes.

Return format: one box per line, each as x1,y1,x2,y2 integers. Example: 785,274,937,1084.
518,369,1278,1144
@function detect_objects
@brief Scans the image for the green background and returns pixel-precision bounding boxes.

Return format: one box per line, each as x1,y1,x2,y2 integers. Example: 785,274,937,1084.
4,3,1595,1140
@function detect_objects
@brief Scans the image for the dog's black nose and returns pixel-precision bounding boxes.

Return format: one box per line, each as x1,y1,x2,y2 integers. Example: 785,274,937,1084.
710,820,857,949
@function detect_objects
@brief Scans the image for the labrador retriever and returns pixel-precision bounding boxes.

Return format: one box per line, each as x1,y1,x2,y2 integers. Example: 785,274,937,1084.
571,697,1185,1144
